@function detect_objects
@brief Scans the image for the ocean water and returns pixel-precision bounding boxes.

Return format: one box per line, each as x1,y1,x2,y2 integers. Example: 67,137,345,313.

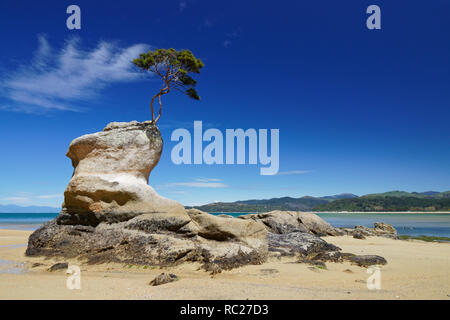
1,212,450,238
0,213,58,230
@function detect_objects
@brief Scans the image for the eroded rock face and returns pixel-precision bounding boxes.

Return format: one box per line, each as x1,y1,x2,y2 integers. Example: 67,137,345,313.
238,211,344,262
26,121,267,271
60,121,185,225
239,211,343,236
339,222,398,239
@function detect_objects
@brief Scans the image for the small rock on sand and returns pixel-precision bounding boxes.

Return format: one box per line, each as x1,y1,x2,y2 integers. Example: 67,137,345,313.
149,273,179,286
343,269,353,273
349,255,387,267
48,262,68,272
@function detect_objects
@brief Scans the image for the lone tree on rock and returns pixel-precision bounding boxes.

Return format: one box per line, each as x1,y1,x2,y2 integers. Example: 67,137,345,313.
133,48,204,123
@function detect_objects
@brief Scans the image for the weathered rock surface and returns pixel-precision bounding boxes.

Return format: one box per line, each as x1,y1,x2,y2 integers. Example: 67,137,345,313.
339,222,398,239
26,121,267,271
59,121,185,225
238,211,343,263
25,121,388,271
149,273,179,286
267,232,340,257
239,211,343,236
344,254,388,267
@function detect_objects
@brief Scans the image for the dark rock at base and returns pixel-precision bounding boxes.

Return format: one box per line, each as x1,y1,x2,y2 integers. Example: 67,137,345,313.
48,262,68,271
268,231,340,257
149,273,179,286
26,212,268,272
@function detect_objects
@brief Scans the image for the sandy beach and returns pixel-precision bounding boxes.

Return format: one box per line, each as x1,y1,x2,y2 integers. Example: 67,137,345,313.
0,229,448,300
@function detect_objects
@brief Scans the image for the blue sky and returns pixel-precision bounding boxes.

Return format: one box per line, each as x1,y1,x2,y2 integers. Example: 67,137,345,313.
0,0,449,207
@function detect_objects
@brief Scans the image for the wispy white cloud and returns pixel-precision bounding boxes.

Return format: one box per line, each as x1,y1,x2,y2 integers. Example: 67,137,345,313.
0,35,149,113
159,178,228,188
37,194,63,199
168,181,228,188
276,170,312,176
179,0,187,12
1,197,30,203
223,27,242,48
194,178,222,182
0,193,63,205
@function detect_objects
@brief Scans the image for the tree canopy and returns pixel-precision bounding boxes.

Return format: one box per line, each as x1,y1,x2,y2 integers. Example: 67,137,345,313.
133,48,204,123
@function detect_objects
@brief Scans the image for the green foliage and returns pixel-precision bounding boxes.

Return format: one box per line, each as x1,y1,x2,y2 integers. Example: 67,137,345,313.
313,196,450,212
132,48,204,122
188,191,450,213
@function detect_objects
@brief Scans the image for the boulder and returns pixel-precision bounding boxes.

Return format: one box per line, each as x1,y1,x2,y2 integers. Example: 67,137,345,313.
343,254,388,267
149,273,179,286
339,222,398,239
239,211,343,236
267,231,340,257
48,262,68,272
26,121,267,271
59,121,185,225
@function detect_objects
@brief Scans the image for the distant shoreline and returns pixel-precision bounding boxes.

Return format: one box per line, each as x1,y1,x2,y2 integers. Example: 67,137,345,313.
314,211,450,214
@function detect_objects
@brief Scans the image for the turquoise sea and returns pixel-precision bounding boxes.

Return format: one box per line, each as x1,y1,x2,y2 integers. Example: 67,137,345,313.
1,212,450,238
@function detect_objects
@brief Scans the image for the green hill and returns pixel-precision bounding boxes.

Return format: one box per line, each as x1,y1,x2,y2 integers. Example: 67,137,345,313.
189,191,450,213
313,196,450,212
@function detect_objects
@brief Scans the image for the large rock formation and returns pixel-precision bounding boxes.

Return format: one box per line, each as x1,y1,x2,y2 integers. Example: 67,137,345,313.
59,121,185,225
26,121,267,271
25,120,387,271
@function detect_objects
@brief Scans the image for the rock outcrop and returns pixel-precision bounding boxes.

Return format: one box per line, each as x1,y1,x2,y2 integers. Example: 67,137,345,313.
339,222,398,239
239,211,343,262
26,121,267,271
25,120,388,271
59,121,185,226
239,211,343,236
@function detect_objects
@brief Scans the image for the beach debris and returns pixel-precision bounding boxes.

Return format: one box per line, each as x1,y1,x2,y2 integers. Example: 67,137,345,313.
149,273,179,286
48,262,68,272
